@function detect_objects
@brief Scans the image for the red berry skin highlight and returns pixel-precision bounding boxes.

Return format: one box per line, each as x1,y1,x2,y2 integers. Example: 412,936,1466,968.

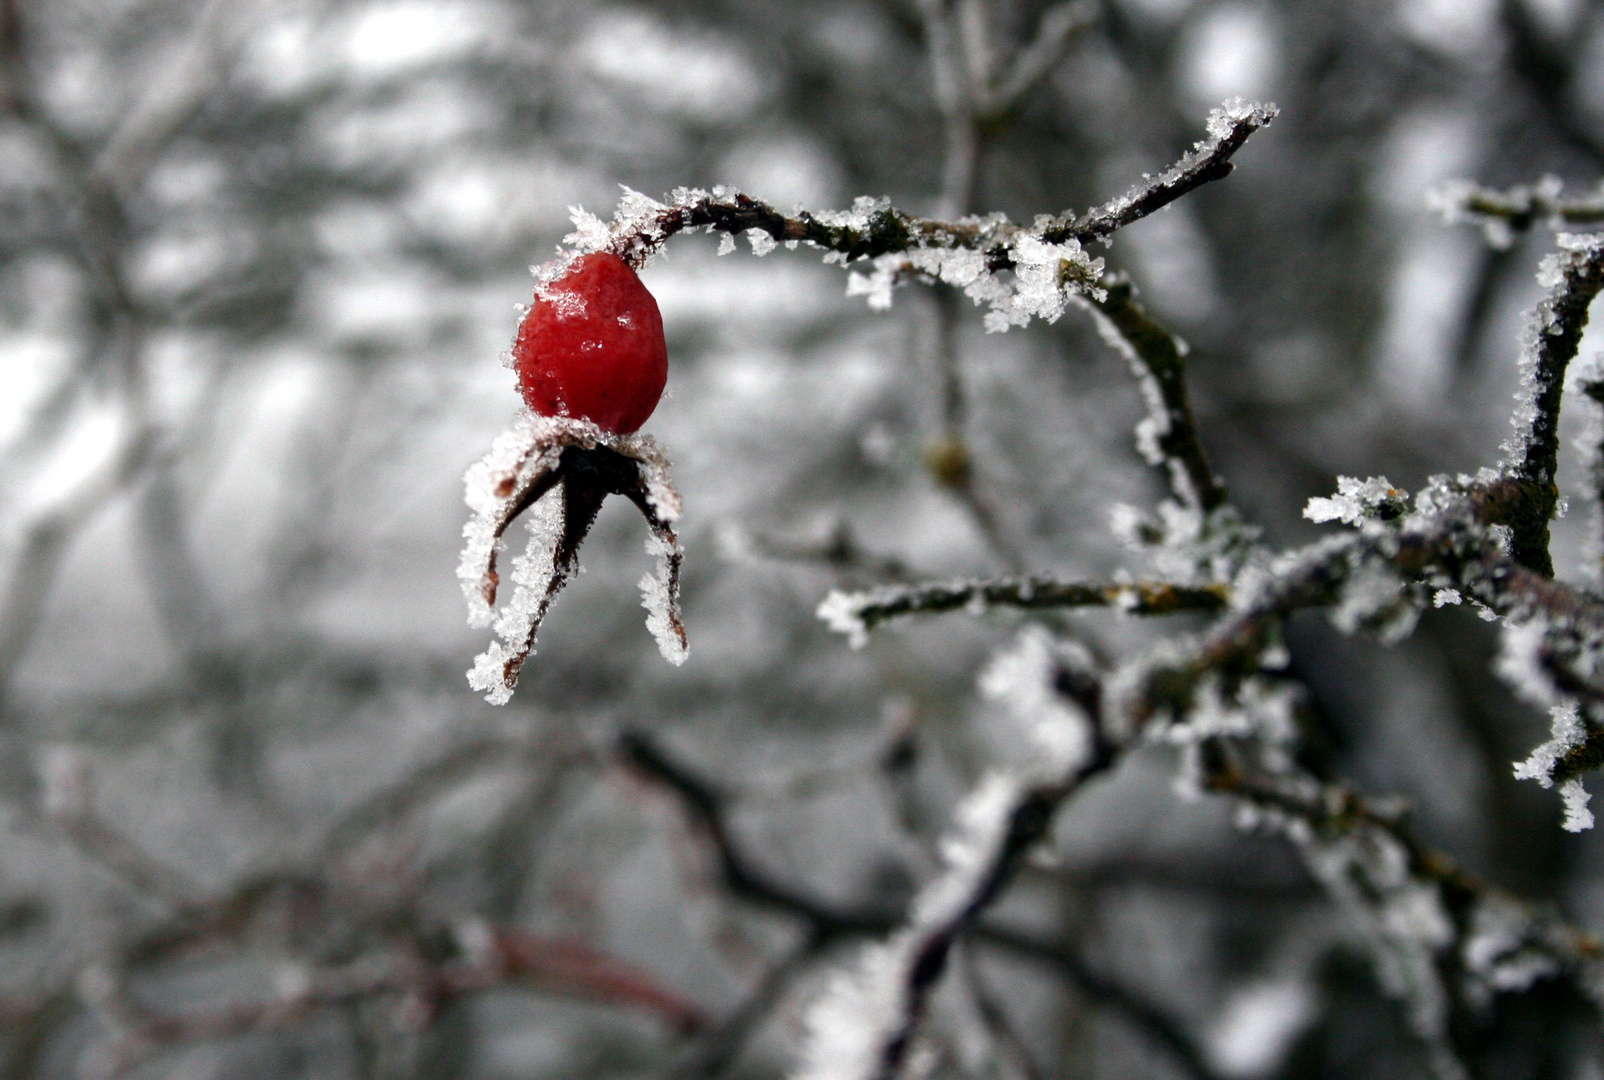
514,252,668,435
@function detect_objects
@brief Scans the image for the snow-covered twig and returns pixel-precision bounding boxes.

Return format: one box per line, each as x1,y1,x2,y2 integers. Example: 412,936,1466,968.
541,102,1275,335
818,575,1227,648
1500,234,1604,575
794,631,1111,1080
1434,177,1604,248
1083,276,1229,513
619,729,1222,1080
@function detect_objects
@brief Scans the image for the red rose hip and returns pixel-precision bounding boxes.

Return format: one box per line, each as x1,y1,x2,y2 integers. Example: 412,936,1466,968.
515,252,668,434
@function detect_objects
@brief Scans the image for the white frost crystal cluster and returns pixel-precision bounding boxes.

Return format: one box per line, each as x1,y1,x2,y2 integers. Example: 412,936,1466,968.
1296,825,1460,1060
843,227,1104,331
1513,704,1596,831
458,413,564,628
535,187,675,287
1304,475,1405,526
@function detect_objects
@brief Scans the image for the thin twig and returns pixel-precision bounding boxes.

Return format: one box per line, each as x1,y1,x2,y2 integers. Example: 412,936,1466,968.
1084,278,1228,512
818,574,1227,645
1503,236,1604,576
625,106,1275,271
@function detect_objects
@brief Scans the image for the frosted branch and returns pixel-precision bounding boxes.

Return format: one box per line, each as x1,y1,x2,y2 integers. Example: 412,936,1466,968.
1501,233,1604,576
795,631,1109,1080
817,575,1227,648
542,103,1275,334
1081,277,1228,513
1434,176,1604,248
1207,761,1602,1076
620,729,1220,1080
1051,100,1279,247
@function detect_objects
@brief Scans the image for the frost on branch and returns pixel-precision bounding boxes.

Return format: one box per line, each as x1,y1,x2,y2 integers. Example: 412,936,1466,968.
1432,175,1604,249
795,629,1107,1080
460,414,686,705
1503,234,1604,483
536,103,1275,348
1512,704,1599,831
978,627,1098,776
814,574,1228,648
1304,475,1408,526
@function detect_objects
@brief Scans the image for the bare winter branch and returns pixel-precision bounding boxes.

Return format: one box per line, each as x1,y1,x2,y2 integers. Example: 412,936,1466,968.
818,575,1227,647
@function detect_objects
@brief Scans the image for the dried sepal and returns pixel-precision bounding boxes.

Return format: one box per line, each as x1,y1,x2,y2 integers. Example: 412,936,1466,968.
461,414,689,704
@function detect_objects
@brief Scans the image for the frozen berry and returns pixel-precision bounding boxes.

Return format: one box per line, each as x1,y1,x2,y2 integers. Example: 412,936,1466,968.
514,252,668,434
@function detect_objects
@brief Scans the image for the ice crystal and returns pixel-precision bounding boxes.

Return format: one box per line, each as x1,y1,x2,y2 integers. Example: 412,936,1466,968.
1513,703,1588,788
1496,619,1561,706
745,228,777,256
1304,475,1405,526
532,187,673,293
1560,779,1595,831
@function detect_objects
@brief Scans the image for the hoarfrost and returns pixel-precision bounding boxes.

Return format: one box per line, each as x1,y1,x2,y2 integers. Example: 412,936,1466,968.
793,626,1105,1080
1463,898,1561,993
1206,97,1274,139
1503,233,1604,474
533,187,673,293
914,771,1020,925
793,770,1026,1080
845,261,897,311
458,414,564,628
745,228,777,256
1513,703,1588,788
813,194,890,231
1560,779,1594,831
816,590,870,650
979,627,1095,776
1304,475,1404,526
460,414,689,703
640,530,688,666
1330,561,1416,642
468,492,564,706
1496,619,1560,706
794,935,917,1080
1432,588,1462,607
1207,981,1315,1080
1298,829,1457,1058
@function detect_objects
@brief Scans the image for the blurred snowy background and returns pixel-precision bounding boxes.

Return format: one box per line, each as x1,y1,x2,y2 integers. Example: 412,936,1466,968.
2,0,1604,1077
